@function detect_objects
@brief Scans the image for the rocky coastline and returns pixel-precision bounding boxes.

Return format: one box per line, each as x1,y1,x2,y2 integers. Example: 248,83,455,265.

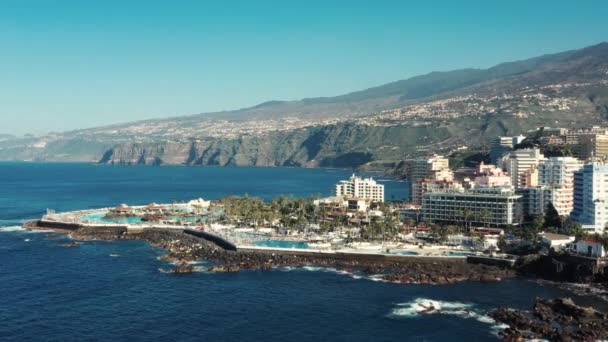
491,297,608,341
26,221,514,285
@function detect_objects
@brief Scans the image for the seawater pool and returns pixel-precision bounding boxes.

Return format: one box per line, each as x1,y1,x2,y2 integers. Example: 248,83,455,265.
81,212,143,224
81,212,208,224
392,250,419,256
254,240,309,249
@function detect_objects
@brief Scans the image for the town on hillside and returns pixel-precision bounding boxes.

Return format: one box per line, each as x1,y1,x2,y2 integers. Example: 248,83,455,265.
34,126,608,276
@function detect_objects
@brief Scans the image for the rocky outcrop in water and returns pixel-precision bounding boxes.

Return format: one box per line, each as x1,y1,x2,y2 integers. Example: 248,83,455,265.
515,253,608,288
491,297,608,341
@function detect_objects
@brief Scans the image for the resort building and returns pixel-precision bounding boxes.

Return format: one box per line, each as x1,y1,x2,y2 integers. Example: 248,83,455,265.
188,198,211,209
536,126,608,160
411,178,464,205
314,196,371,213
535,157,584,216
473,163,512,188
335,174,384,202
489,135,526,163
518,187,549,217
421,187,523,228
540,233,575,252
500,148,546,189
571,163,608,233
402,155,452,201
538,157,584,187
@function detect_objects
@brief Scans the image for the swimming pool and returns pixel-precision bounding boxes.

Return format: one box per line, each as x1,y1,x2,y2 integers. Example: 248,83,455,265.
392,250,419,256
254,240,309,249
81,212,143,224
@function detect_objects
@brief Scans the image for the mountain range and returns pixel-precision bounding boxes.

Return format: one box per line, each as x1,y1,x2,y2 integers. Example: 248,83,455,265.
2,42,608,169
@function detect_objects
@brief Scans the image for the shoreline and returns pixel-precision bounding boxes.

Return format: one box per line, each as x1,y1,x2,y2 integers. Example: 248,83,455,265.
23,220,514,284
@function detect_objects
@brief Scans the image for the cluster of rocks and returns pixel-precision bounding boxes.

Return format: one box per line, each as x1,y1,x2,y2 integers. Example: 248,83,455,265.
141,213,166,222
491,297,608,341
380,262,512,284
29,222,515,283
138,229,515,283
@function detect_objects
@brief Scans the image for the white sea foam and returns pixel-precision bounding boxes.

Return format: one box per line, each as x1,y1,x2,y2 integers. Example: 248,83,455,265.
276,265,392,284
302,266,324,272
24,238,31,242
390,298,474,318
390,298,495,322
389,298,509,335
0,226,25,232
26,229,56,233
0,225,57,234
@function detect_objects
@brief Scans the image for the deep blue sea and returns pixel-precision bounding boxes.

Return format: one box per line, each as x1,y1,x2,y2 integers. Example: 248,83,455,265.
0,163,602,341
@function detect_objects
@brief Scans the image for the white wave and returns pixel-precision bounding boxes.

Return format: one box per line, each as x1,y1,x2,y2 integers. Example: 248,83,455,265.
390,298,497,322
276,265,391,284
390,298,473,318
0,226,25,232
26,229,56,233
24,238,31,242
302,266,324,272
277,266,297,272
389,298,509,336
367,274,389,283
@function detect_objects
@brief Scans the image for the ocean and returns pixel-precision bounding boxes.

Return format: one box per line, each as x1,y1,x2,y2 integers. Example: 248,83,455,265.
0,162,600,341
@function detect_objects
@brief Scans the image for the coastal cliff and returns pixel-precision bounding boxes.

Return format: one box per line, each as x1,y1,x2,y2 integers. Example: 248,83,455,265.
99,123,432,167
96,109,594,168
3,43,608,167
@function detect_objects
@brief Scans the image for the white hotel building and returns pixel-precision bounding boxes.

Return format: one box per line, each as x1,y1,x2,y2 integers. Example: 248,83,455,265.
422,187,523,228
537,156,584,216
500,148,546,188
572,163,608,233
336,174,385,202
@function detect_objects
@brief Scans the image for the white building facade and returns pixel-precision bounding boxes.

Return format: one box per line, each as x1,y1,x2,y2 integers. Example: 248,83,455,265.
500,148,546,189
335,174,385,202
536,157,584,216
572,163,608,233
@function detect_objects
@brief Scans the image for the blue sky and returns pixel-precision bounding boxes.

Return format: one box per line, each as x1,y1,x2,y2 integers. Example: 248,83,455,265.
1,0,607,135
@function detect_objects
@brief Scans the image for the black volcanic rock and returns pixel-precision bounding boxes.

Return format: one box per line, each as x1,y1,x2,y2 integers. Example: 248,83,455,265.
491,297,608,341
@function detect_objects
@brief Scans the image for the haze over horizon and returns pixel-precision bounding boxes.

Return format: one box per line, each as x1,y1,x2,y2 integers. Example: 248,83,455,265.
1,0,608,135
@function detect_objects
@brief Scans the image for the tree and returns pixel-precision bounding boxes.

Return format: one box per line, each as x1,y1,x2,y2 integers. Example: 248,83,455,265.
460,209,474,231
497,234,508,252
562,222,586,238
476,233,487,246
430,225,449,243
479,209,492,228
531,215,545,232
544,203,562,230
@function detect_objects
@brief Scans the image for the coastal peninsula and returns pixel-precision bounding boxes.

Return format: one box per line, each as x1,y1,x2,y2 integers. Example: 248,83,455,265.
24,196,514,285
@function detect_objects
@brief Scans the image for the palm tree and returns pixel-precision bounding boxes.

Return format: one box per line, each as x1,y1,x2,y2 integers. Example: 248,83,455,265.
479,209,492,228
460,209,473,231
